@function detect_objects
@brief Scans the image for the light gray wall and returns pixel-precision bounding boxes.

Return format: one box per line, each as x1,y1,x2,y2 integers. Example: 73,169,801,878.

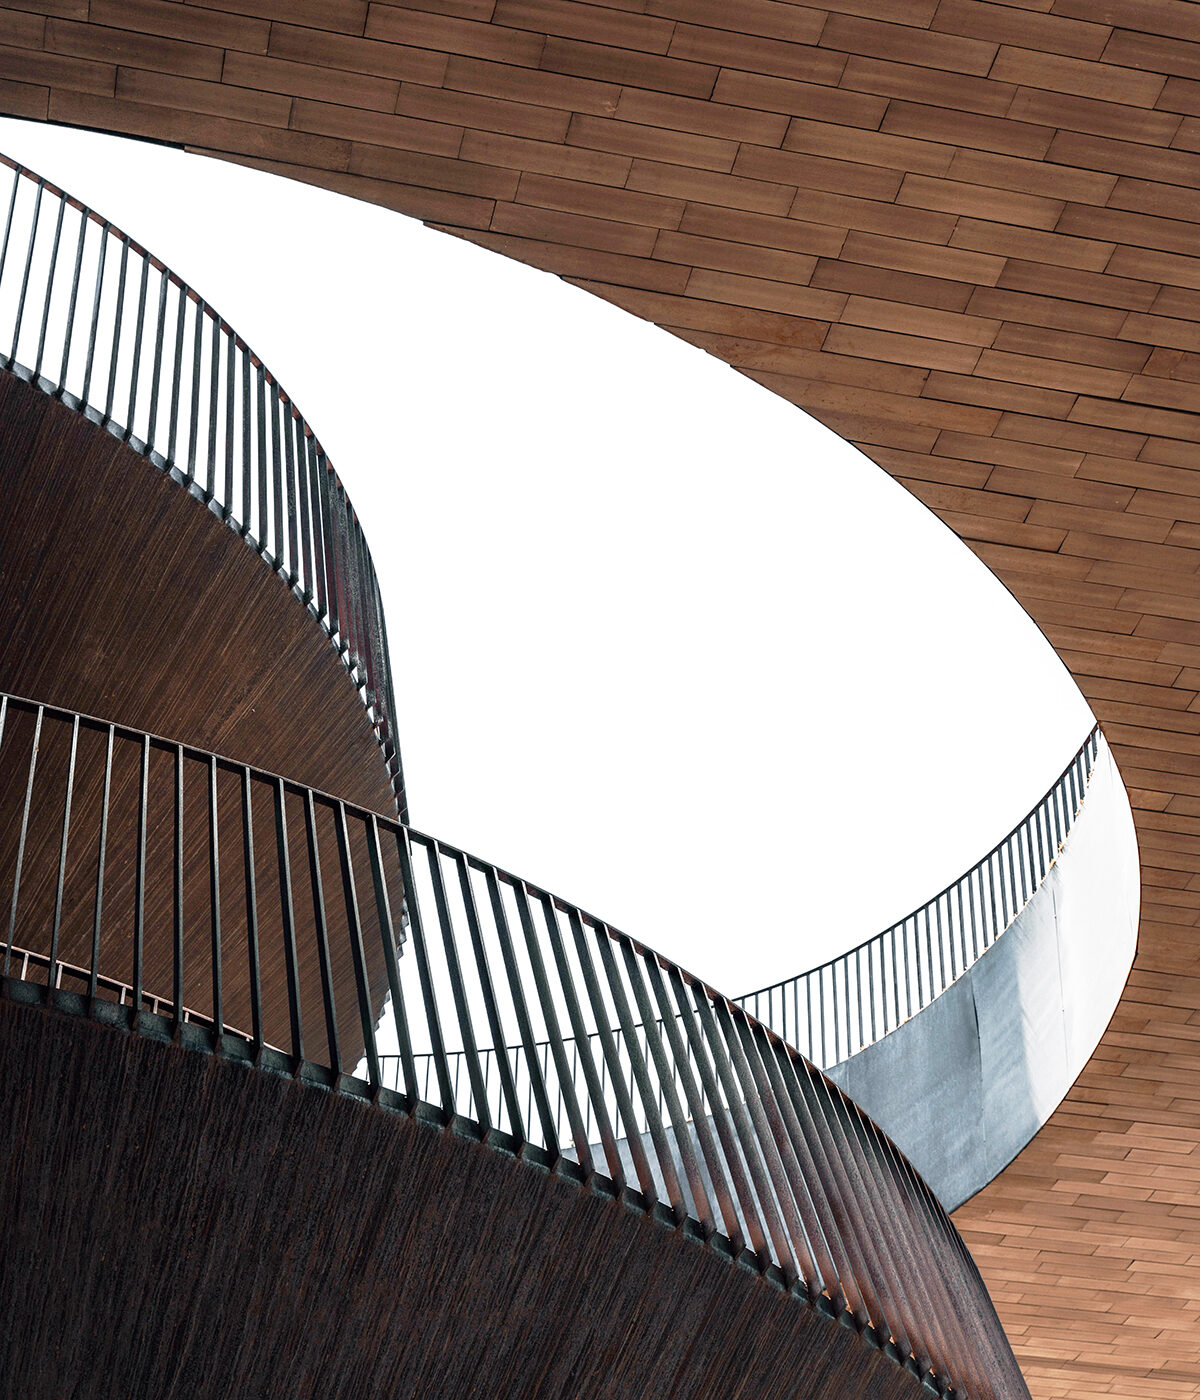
827,740,1139,1210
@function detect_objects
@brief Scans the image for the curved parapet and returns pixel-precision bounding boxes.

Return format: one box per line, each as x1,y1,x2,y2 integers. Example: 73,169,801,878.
0,156,404,818
827,732,1139,1209
0,688,1031,1400
739,728,1109,1072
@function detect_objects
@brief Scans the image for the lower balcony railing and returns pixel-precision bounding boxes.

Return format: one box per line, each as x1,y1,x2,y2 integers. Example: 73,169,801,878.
0,689,1029,1400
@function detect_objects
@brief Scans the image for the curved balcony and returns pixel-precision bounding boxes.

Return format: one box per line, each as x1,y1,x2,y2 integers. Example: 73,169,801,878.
0,155,403,818
384,728,1136,1214
739,727,1104,1068
0,688,1029,1399
0,151,1043,1399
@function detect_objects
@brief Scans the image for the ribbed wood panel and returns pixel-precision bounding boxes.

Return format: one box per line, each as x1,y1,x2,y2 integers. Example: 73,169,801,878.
2,3,1200,1394
0,993,925,1400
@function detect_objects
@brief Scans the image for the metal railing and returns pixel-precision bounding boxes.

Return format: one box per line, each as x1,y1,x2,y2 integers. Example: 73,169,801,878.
0,154,404,816
386,725,1103,1114
0,689,1028,1400
740,725,1102,1068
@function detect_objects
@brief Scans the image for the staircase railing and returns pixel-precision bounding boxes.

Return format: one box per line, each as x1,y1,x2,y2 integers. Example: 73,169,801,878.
0,688,1028,1400
0,155,404,815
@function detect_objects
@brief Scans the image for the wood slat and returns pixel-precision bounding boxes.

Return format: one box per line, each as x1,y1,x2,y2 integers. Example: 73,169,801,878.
7,3,1200,1394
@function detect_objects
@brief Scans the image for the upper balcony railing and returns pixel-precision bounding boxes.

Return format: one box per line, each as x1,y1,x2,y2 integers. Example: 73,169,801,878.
740,725,1101,1068
0,156,404,815
387,724,1102,1120
0,689,1028,1400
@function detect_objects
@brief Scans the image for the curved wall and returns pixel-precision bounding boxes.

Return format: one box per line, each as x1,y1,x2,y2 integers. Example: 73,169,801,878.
828,740,1139,1211
5,7,1200,1393
0,994,924,1400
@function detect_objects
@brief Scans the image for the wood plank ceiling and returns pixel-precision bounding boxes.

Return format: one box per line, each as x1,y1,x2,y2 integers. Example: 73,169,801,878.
0,1,1198,1395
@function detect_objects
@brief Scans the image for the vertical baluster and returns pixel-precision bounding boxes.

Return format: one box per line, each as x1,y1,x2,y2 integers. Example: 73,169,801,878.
9,178,45,369
334,802,379,1090
393,828,454,1117
241,769,263,1056
132,734,149,1016
103,239,129,424
144,263,170,452
166,275,187,464
369,815,417,1105
32,191,65,382
425,839,488,1128
4,704,43,976
457,851,523,1140
273,778,304,1063
185,293,204,484
48,714,79,990
56,200,89,394
173,744,184,1029
303,790,341,1076
208,755,223,1041
80,220,109,407
484,867,557,1154
88,724,115,999
123,255,150,442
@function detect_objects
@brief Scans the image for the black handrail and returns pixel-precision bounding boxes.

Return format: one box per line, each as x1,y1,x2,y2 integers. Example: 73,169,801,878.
384,724,1103,1108
0,155,405,817
738,724,1103,1066
0,688,1029,1400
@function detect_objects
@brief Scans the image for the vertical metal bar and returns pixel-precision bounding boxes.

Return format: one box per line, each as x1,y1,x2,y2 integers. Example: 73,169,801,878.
32,191,65,381
144,264,169,450
88,724,115,1000
123,255,150,442
240,346,252,530
665,963,757,1254
368,814,417,1105
166,276,187,464
425,840,490,1124
483,865,557,1154
256,361,269,548
334,802,380,1090
456,850,523,1140
569,909,652,1198
173,743,183,1025
48,714,79,988
132,733,149,1014
56,201,88,391
298,426,316,607
208,755,223,1040
542,896,621,1182
9,178,45,368
186,294,204,482
303,790,340,1075
0,165,22,294
207,312,220,499
4,704,43,976
270,377,285,568
283,398,299,586
241,768,263,1054
103,239,128,423
643,951,726,1238
273,778,304,1062
513,882,593,1173
80,220,109,406
393,828,453,1115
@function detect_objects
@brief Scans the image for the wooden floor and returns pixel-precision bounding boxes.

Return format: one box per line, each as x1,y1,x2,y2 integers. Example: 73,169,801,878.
0,992,926,1400
2,3,1200,1395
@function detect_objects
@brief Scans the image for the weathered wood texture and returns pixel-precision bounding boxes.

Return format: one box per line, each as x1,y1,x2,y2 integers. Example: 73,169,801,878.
0,372,398,1050
4,4,1200,1396
0,993,925,1400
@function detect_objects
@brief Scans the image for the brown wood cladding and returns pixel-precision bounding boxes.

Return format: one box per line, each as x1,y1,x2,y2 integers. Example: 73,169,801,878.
0,372,397,1049
5,2,1200,1394
0,995,926,1400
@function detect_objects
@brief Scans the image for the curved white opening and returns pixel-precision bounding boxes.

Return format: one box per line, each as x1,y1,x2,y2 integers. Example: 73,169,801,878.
0,117,1121,1005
